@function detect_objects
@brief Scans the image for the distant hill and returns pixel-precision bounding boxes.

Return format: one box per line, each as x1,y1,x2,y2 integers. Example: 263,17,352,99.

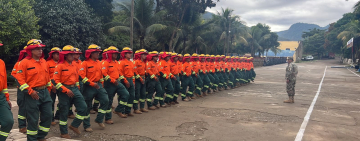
202,12,214,20
277,23,329,41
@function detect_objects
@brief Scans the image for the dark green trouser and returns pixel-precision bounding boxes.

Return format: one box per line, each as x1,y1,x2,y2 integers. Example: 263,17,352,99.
171,75,181,102
147,78,164,106
222,72,229,89
104,80,129,120
124,78,135,114
233,70,240,83
24,88,52,141
0,92,14,141
239,70,247,83
58,87,87,134
134,78,146,110
251,68,256,80
200,73,210,92
83,82,109,128
17,88,26,128
92,97,100,110
192,75,203,95
160,77,174,103
180,75,195,99
245,70,251,82
209,73,219,90
216,72,224,88
228,71,235,88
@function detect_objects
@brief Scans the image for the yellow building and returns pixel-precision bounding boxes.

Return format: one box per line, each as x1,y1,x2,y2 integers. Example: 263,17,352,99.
278,41,299,51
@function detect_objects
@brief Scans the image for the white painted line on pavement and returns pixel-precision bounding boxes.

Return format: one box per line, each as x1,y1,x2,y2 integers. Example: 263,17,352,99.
294,66,327,141
347,68,360,78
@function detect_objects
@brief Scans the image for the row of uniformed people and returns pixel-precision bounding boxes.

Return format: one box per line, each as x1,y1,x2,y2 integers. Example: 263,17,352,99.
3,39,256,140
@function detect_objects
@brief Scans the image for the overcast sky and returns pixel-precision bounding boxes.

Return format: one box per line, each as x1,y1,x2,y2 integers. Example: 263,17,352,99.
206,0,359,32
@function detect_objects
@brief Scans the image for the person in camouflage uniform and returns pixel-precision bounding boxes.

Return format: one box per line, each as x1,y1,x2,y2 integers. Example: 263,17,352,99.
284,57,298,103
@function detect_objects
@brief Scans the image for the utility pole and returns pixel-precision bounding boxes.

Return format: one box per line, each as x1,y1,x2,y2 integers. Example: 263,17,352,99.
130,0,134,50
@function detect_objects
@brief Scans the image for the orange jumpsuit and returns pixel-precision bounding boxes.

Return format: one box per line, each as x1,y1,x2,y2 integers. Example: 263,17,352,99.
0,59,13,141
118,59,135,113
158,60,174,103
146,61,164,106
134,59,146,109
180,61,195,98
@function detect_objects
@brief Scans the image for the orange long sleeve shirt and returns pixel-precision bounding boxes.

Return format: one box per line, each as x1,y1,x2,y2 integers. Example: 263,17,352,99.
170,61,180,75
220,61,226,72
0,59,10,101
182,62,192,77
16,58,52,95
158,60,172,79
73,59,82,71
199,61,207,74
11,62,20,77
118,59,135,79
79,59,104,86
147,61,160,79
102,60,120,84
53,61,79,93
190,61,200,74
209,62,216,73
134,60,146,76
46,59,58,79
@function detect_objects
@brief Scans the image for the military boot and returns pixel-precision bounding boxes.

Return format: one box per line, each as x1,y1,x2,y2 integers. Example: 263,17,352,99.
291,96,295,103
283,96,292,103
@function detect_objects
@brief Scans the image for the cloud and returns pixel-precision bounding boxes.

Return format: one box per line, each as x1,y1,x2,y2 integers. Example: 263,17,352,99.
206,0,358,31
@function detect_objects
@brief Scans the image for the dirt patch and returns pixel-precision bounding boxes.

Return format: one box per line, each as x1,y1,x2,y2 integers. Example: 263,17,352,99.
176,121,209,136
201,108,300,123
75,133,156,141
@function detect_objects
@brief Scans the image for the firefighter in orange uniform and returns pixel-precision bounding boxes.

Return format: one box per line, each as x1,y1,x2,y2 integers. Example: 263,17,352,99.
205,54,216,93
180,54,195,101
191,53,202,98
145,51,163,109
215,55,224,90
102,46,129,120
16,39,52,141
92,49,109,114
118,47,136,116
11,46,27,133
52,45,87,139
209,55,219,91
0,43,14,141
199,54,210,96
170,53,181,104
79,44,109,131
220,55,229,89
158,52,174,106
133,49,148,113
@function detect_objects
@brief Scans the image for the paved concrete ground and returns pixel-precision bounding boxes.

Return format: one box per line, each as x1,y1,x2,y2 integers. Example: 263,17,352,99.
6,59,360,141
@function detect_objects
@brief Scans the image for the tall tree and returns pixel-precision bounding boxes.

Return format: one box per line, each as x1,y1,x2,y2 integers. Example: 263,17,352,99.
34,0,105,51
108,0,167,50
84,0,114,23
158,0,219,51
0,0,40,61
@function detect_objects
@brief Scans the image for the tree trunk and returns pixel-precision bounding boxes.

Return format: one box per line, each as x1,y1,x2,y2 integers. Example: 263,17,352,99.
169,5,187,52
155,0,160,13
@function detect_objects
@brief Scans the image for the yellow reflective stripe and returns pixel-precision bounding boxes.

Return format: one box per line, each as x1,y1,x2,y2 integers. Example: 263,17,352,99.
119,101,127,105
159,97,164,100
47,81,51,87
151,74,155,79
94,100,99,103
181,94,186,97
56,83,63,89
183,72,186,75
204,85,209,88
105,75,110,81
27,130,38,135
188,91,193,94
82,77,89,83
20,83,29,91
39,126,50,132
59,120,67,125
100,78,104,82
0,131,9,137
133,100,138,103
106,110,112,113
192,71,195,74
127,104,133,107
154,97,160,100
139,99,145,102
98,109,106,113
1,88,8,93
147,99,152,102
166,95,172,98
136,74,140,79
84,114,90,119
119,76,125,80
75,114,84,120
163,74,167,78
18,115,26,120
174,94,179,97
76,82,80,86
197,87,201,90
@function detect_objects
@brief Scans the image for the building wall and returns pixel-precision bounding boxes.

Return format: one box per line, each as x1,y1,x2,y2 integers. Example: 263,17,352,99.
278,41,299,51
293,41,303,63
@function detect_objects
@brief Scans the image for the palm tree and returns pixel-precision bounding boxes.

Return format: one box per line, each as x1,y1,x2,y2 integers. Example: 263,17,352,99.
246,24,272,57
108,0,167,49
216,8,241,55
